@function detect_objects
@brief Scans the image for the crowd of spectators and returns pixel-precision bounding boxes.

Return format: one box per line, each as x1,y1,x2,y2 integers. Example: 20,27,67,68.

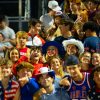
0,0,100,100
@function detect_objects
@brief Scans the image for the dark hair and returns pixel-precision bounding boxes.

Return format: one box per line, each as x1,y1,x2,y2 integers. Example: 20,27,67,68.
0,15,8,23
89,0,100,4
83,21,98,32
28,18,41,28
89,67,100,87
60,19,74,30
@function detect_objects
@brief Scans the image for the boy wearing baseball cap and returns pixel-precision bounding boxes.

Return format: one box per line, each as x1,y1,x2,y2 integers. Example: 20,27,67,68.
34,67,70,100
40,0,61,31
60,55,91,99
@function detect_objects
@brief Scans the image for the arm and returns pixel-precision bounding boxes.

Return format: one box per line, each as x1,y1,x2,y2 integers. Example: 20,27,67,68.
13,87,21,100
33,88,46,100
59,77,70,86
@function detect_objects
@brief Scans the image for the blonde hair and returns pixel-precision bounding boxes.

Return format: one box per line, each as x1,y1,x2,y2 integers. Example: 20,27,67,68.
16,31,28,39
49,56,64,77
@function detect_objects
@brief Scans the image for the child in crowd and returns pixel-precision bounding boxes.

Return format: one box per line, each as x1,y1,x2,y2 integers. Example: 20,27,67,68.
79,51,92,73
54,19,74,44
49,56,66,89
28,18,45,46
92,52,100,68
88,67,100,100
60,55,90,99
42,41,65,61
6,47,28,75
30,46,46,78
16,61,40,100
16,31,31,59
34,67,70,100
0,60,19,100
62,39,84,58
83,21,100,53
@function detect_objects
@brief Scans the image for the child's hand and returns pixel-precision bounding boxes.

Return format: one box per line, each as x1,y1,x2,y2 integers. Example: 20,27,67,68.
18,77,29,86
38,88,47,96
60,77,70,86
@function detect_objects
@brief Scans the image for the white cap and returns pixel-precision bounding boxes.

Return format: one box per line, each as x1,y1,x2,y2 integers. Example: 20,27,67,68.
48,0,61,12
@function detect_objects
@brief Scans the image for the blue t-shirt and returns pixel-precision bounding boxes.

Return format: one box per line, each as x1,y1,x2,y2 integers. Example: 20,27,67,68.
40,85,70,100
20,78,39,100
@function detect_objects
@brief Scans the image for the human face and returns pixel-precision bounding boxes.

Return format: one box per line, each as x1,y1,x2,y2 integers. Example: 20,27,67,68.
30,48,41,61
54,16,61,26
81,52,91,64
0,34,4,41
1,65,12,78
70,2,78,13
66,44,78,55
87,1,96,10
50,58,61,71
17,68,31,78
93,71,100,87
92,53,100,66
18,36,27,47
0,21,6,29
10,49,20,62
39,74,53,88
66,65,82,81
59,24,69,34
85,29,91,37
47,46,58,57
34,23,41,32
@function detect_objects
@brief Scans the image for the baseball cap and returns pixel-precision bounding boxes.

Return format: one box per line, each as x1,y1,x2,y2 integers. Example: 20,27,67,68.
48,0,61,11
64,55,79,66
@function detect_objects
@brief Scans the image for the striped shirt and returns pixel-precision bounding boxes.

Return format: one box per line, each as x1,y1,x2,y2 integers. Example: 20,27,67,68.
0,79,19,100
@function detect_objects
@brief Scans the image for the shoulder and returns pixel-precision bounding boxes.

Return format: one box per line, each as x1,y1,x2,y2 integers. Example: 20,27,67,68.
6,26,15,34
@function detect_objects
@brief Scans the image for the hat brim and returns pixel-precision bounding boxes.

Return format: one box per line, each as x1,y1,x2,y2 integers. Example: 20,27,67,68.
62,39,84,54
52,6,61,11
35,70,55,78
42,41,65,56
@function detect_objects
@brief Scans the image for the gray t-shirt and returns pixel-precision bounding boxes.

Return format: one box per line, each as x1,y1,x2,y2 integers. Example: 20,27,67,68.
0,26,15,39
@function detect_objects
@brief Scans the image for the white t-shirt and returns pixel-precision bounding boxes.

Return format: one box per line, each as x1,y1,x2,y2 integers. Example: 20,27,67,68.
0,26,15,39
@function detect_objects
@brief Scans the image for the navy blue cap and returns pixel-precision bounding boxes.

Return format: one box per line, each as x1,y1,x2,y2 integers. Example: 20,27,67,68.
64,55,79,66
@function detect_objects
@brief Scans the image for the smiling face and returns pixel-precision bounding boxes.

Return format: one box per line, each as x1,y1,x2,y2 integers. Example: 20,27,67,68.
30,48,42,62
92,53,100,66
50,57,61,71
38,73,53,88
66,44,78,55
10,49,20,62
80,52,91,64
47,46,58,57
